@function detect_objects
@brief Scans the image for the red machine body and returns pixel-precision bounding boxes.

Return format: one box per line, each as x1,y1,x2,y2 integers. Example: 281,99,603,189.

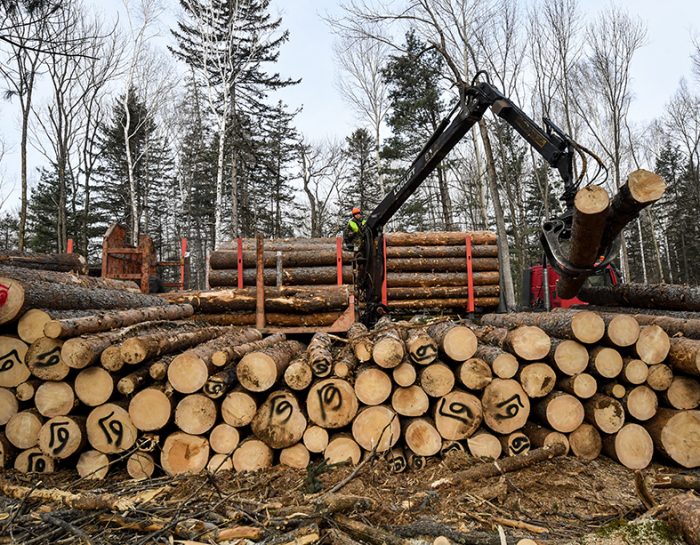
526,264,620,309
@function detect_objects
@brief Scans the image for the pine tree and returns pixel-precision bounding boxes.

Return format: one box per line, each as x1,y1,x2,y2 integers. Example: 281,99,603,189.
338,128,380,220
380,30,453,229
0,212,19,251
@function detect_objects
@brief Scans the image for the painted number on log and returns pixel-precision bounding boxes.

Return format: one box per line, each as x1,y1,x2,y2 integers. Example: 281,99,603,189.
35,347,61,367
203,379,225,398
0,350,20,372
509,435,530,455
494,394,525,420
411,344,437,364
438,398,474,425
27,452,47,472
317,383,342,422
311,360,331,377
269,395,293,425
48,420,70,456
97,411,124,447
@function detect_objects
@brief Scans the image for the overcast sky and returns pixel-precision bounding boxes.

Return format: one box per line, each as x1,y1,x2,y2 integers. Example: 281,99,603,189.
1,0,699,210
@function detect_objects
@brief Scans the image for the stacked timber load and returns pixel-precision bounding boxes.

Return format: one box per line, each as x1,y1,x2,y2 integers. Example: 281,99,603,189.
1,300,697,479
383,231,500,312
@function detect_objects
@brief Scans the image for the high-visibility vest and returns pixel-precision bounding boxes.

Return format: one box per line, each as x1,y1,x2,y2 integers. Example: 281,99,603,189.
348,218,366,233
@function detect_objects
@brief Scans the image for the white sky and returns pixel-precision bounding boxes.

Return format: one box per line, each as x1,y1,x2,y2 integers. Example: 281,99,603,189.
0,0,699,210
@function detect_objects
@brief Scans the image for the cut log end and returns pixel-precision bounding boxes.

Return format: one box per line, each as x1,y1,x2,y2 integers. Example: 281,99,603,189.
571,311,605,344
628,169,667,203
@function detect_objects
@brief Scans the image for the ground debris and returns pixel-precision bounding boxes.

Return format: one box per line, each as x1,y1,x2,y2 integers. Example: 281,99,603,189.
0,454,692,544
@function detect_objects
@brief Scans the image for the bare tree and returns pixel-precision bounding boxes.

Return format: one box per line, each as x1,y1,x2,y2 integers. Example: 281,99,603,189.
0,2,52,250
299,138,347,237
571,6,646,279
333,26,390,197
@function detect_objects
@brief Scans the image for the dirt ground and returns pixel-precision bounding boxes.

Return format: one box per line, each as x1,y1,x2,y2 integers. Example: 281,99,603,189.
0,451,694,544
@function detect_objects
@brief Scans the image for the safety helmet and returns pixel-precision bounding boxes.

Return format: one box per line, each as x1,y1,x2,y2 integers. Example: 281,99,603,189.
352,207,361,215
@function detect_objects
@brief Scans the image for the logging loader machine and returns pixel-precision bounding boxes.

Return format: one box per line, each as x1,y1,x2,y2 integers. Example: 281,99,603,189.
358,72,620,326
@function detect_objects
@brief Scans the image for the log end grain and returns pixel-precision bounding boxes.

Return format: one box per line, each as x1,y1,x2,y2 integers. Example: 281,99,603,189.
232,439,273,472
553,340,589,375
607,314,640,347
605,423,654,470
508,326,551,361
161,432,210,475
167,351,210,394
324,435,362,466
129,387,173,432
355,368,393,406
351,406,400,453
636,325,671,365
628,169,667,202
571,311,605,344
568,423,602,461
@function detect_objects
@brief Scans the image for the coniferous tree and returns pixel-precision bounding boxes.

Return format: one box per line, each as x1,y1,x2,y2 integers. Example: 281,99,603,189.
338,128,380,220
0,212,19,251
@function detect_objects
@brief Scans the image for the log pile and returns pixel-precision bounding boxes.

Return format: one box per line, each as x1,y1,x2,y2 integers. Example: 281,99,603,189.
1,293,698,478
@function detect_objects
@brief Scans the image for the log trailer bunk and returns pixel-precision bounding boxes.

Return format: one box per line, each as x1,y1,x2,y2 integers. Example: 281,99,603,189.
358,72,620,326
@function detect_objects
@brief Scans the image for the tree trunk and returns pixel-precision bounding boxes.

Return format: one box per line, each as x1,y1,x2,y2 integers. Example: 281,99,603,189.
164,286,350,313
76,450,110,480
236,340,306,392
387,297,500,310
384,231,496,246
38,415,86,460
604,314,640,348
0,388,18,426
392,362,416,387
251,391,307,449
518,363,557,398
635,325,671,365
209,423,240,454
128,385,174,432
14,447,54,473
583,394,625,434
522,422,569,453
85,403,137,454
207,266,353,287
466,431,502,459
386,257,499,272
457,358,492,390
556,373,597,399
347,323,373,363
284,357,314,391
499,431,531,456
647,364,674,391
579,283,700,312
418,363,455,398
324,434,362,466
665,377,700,410
556,186,610,298
386,271,500,288
174,394,217,435
588,347,623,379
622,358,648,385
5,410,43,449
622,385,658,421
194,312,343,327
120,326,229,365
0,252,88,274
209,249,353,269
385,245,499,258
279,443,311,469
308,333,333,378
386,285,500,300
481,311,605,344
303,426,329,454
403,418,442,456
647,408,700,468
74,367,114,407
34,381,75,417
127,452,155,480
18,309,97,344
547,339,589,376
211,333,285,367
221,388,257,428
667,337,700,376
427,321,477,362
232,438,273,473
44,304,194,339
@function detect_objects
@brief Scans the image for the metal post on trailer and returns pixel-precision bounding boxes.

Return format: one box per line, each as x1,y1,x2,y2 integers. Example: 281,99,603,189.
180,238,187,290
255,233,265,329
465,235,475,318
381,235,388,306
66,239,73,254
336,236,343,285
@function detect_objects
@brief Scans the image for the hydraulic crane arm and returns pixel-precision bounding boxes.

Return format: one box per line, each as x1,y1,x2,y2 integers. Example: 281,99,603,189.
359,75,616,325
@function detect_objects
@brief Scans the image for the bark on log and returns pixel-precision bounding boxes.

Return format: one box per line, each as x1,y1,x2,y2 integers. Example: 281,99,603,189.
371,323,405,369
386,244,499,258
251,390,307,449
481,311,605,344
598,169,667,253
667,337,700,376
432,443,567,487
236,340,306,392
579,283,700,312
120,326,229,365
386,257,499,273
164,286,350,313
522,422,569,453
211,332,285,367
386,285,500,300
203,367,237,399
44,304,194,339
333,346,358,379
405,329,438,365
161,432,210,476
0,264,138,291
347,323,373,363
195,311,342,327
355,366,392,406
433,390,482,440
602,423,654,469
18,309,94,344
391,385,430,417
384,231,496,246
647,408,700,468
308,333,333,378
387,297,500,310
307,378,359,429
533,391,584,433
0,276,167,325
583,394,625,434
0,252,88,273
351,405,400,452
0,336,30,387
100,345,124,372
167,328,262,393
284,357,314,391
481,379,530,434
207,266,353,287
556,186,610,299
568,423,602,461
665,493,700,545
386,271,500,288
210,249,353,269
117,366,152,396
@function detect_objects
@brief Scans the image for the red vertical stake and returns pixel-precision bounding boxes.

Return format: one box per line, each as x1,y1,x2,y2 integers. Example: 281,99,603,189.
66,239,73,254
466,235,475,313
336,237,343,285
236,237,243,289
381,235,388,306
180,238,187,290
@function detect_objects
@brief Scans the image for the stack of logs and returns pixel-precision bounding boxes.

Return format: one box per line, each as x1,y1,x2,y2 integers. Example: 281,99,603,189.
383,231,499,311
1,269,698,477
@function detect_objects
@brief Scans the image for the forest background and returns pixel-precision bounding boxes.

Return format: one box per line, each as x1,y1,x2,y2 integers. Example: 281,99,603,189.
0,0,699,305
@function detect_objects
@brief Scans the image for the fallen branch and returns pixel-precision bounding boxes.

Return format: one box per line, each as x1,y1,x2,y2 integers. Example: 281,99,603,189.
332,514,408,545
